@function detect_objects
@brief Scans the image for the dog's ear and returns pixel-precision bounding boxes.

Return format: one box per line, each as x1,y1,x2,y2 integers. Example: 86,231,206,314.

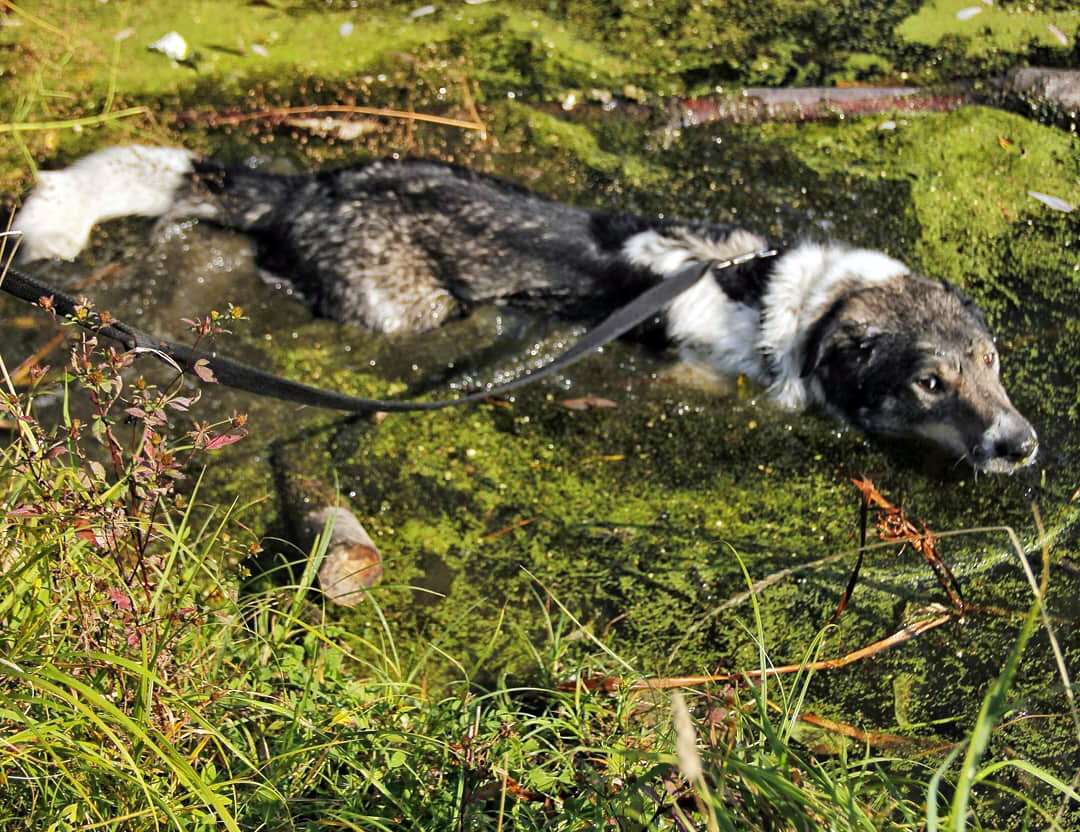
940,278,989,330
800,314,882,379
801,301,839,379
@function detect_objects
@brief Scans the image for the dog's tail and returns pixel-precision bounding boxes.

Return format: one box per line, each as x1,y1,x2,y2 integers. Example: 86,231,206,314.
12,145,293,262
12,145,198,261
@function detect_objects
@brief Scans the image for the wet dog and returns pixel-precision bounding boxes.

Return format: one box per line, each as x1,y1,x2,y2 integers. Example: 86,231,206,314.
12,145,1038,473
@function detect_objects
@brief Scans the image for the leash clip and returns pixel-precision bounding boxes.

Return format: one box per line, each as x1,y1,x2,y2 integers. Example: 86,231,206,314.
704,246,778,289
710,247,779,274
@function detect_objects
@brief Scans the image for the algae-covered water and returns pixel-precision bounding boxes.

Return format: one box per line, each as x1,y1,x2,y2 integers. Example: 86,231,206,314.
4,0,1080,816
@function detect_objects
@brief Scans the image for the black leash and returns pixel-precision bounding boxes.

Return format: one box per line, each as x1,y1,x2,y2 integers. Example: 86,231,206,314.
1,249,776,413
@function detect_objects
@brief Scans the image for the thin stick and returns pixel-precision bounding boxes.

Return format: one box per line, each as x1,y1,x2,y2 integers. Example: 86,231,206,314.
9,332,66,386
480,518,535,541
0,107,149,134
796,709,1065,758
191,105,485,133
795,710,941,752
457,69,488,141
0,0,66,37
831,486,869,622
565,611,954,692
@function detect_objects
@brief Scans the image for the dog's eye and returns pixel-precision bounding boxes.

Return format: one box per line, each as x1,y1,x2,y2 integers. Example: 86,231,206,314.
916,374,942,393
983,351,996,367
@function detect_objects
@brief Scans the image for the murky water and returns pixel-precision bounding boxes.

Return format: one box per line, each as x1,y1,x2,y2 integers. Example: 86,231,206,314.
5,105,1079,784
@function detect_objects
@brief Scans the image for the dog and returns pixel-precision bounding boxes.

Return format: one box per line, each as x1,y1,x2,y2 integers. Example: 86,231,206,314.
12,145,1038,473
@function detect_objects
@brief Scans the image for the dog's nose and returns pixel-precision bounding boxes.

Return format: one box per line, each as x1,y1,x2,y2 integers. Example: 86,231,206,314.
993,424,1038,465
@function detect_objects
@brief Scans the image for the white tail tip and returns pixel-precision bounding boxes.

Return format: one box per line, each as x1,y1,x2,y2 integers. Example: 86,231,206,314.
12,145,195,261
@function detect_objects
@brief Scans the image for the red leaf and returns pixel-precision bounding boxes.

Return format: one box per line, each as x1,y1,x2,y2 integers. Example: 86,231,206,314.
204,431,246,451
105,586,133,611
74,526,104,547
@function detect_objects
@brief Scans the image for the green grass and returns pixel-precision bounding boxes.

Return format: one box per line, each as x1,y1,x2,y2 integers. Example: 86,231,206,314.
0,330,1074,829
0,498,927,830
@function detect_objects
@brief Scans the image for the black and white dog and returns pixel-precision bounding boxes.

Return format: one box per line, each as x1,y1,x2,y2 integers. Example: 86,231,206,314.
12,145,1038,473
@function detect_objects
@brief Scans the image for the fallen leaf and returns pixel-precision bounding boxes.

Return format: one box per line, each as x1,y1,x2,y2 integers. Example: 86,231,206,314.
558,397,617,411
1028,190,1074,213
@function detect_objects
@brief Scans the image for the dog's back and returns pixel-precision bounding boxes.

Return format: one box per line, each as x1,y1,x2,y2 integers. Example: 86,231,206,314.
236,159,640,329
15,147,685,331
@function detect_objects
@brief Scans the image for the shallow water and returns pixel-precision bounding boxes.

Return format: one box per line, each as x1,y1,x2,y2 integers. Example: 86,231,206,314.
6,102,1080,787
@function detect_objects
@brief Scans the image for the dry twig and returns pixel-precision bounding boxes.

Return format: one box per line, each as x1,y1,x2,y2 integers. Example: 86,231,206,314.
184,104,485,134
850,476,965,612
561,609,955,693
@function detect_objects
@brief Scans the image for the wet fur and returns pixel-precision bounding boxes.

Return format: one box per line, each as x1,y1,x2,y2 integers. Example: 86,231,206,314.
12,145,1038,472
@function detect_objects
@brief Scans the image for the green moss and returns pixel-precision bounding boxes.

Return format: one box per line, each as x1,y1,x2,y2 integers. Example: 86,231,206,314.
835,51,896,82
775,107,1080,291
4,1,450,100
898,0,1080,56
510,103,663,186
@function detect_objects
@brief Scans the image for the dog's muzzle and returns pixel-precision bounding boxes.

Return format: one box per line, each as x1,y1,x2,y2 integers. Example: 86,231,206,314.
972,414,1039,473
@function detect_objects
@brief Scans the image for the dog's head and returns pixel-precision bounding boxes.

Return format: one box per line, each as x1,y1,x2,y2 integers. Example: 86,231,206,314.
801,275,1037,473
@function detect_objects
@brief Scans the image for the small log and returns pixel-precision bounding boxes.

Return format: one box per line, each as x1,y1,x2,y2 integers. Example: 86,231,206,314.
676,85,966,126
1004,67,1080,123
300,505,383,606
273,442,383,606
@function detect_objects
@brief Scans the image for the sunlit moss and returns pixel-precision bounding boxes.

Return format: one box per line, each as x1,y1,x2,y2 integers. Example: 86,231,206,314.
897,0,1080,57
